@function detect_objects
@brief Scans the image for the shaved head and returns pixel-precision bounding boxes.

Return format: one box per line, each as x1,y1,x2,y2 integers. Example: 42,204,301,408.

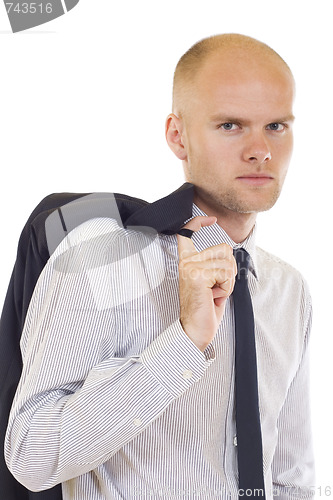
172,33,294,118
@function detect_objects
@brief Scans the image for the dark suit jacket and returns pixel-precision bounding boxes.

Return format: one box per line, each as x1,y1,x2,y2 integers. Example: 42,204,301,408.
0,183,194,500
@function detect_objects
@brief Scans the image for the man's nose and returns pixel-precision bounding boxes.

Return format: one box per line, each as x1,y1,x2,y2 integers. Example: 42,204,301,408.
242,133,272,164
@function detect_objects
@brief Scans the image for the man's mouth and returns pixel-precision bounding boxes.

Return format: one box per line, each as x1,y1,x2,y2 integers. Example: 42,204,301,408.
236,174,274,186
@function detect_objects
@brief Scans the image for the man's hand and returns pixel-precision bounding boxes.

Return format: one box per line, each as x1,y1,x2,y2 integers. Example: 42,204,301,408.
177,216,237,352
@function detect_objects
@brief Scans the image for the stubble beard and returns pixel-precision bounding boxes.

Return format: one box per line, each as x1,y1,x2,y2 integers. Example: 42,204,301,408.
195,183,283,215
184,158,285,215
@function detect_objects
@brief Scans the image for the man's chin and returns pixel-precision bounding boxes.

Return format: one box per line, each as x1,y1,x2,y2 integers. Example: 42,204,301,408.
229,201,279,214
225,189,282,214
235,201,278,214
193,186,281,216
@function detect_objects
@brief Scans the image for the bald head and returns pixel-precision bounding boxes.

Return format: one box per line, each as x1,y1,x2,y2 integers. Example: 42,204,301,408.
172,33,294,118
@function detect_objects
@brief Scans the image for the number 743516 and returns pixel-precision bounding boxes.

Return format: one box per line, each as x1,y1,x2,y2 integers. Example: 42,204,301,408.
5,3,53,14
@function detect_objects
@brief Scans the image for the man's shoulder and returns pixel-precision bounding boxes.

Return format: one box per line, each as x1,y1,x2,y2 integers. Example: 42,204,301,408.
29,184,194,260
49,216,165,277
256,246,310,295
50,217,131,260
256,246,300,271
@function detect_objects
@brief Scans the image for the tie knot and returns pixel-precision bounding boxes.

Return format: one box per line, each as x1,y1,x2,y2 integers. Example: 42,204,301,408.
233,248,251,281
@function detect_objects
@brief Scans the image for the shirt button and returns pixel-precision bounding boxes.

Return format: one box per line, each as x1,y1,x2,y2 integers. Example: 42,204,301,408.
182,369,193,380
233,435,238,446
133,418,142,427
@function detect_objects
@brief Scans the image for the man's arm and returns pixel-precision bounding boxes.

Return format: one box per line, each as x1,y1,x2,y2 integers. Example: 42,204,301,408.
4,218,215,492
272,286,315,499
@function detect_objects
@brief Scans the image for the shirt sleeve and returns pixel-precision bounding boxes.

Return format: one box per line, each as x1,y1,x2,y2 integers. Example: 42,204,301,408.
4,220,215,492
271,282,315,499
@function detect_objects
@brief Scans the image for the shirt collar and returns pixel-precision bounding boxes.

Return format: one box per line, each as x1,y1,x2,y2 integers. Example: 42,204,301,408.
188,204,259,280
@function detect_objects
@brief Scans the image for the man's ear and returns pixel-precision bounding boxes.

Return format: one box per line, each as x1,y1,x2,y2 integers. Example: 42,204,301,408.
165,114,187,161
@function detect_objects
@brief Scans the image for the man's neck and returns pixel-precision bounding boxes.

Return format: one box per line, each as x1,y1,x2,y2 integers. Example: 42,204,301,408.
193,196,257,244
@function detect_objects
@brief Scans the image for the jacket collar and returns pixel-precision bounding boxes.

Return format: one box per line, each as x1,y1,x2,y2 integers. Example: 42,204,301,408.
124,182,194,234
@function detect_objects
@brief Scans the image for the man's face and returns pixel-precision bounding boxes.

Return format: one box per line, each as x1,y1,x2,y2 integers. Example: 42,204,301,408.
179,52,295,215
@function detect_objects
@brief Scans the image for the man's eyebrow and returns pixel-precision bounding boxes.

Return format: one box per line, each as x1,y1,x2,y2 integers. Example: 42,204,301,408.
271,114,295,123
209,114,296,123
209,115,248,123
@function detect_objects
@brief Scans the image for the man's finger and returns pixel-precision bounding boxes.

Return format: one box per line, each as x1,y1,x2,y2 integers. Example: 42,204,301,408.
177,216,217,259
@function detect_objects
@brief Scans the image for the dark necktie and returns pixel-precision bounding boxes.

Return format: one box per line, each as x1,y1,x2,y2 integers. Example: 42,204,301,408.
232,248,266,498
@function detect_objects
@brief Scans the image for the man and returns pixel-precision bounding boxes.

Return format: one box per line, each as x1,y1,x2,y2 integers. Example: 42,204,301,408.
4,34,314,499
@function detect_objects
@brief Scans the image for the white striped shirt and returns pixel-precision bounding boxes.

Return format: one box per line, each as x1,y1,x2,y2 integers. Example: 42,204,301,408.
5,204,315,499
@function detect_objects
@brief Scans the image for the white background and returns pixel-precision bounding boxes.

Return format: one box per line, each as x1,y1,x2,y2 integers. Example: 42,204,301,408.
0,0,332,493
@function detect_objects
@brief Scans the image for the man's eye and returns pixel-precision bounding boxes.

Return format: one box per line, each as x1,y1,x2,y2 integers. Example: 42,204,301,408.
267,123,285,131
220,123,238,131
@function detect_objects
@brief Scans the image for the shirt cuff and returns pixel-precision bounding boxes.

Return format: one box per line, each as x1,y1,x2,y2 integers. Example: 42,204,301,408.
140,319,216,398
